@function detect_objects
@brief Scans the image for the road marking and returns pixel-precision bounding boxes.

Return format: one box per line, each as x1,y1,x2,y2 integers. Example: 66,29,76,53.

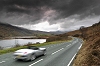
78,44,82,49
29,59,43,66
51,48,64,55
67,53,77,66
66,44,71,47
67,44,82,66
0,61,6,64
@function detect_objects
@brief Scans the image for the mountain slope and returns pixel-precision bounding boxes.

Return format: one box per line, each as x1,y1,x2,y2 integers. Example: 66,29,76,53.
0,22,53,38
65,21,100,66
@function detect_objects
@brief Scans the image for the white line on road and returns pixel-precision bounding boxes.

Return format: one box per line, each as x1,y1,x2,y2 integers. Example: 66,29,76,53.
0,61,6,64
29,59,43,66
78,44,82,49
67,43,83,66
66,44,71,47
67,53,77,66
51,48,64,55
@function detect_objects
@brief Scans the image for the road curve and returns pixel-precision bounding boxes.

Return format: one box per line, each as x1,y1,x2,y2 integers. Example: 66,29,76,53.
0,37,83,66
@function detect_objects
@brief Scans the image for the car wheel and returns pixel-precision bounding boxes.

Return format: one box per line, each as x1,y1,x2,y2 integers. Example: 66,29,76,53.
30,54,36,61
14,58,18,61
43,51,46,56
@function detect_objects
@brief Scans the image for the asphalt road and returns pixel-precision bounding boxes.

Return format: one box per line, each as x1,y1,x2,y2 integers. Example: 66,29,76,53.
0,37,83,66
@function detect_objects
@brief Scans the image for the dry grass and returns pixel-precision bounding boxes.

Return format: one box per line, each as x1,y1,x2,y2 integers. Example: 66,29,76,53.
68,22,100,66
73,37,100,66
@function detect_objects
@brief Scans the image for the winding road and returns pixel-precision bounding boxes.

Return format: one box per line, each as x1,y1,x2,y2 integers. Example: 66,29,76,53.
0,37,83,66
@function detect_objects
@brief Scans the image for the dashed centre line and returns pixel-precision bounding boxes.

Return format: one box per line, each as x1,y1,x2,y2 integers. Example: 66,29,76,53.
29,59,43,66
0,61,5,64
51,48,64,55
66,44,71,47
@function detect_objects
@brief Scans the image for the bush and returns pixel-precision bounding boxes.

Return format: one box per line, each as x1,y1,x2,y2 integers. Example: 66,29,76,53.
14,44,21,47
0,46,3,50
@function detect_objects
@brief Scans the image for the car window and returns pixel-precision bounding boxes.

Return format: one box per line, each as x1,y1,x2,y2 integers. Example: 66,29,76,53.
33,47,39,50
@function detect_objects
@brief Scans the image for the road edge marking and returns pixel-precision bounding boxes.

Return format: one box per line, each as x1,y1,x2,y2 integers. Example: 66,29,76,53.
67,43,83,66
67,53,77,66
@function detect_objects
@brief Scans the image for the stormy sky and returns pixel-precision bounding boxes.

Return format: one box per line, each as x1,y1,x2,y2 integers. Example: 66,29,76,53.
0,0,100,32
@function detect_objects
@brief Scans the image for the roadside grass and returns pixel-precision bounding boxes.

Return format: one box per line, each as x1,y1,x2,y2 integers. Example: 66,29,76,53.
73,37,100,66
0,40,71,55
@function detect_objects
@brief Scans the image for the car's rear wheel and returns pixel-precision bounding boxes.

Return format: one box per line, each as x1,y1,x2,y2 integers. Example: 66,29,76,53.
30,54,36,61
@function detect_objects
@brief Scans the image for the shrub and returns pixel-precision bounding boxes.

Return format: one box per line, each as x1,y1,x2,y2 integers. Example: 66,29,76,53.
0,46,3,50
14,44,21,47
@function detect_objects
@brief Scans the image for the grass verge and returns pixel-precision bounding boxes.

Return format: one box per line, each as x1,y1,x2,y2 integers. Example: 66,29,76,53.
0,40,70,55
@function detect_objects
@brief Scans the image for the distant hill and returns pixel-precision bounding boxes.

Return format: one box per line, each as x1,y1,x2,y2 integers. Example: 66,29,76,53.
0,22,54,38
65,22,100,66
49,31,68,35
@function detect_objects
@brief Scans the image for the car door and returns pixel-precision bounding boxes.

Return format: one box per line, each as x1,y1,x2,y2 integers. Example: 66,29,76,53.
34,48,43,56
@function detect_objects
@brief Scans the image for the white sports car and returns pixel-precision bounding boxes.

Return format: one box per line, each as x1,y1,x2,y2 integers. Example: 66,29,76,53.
13,46,46,61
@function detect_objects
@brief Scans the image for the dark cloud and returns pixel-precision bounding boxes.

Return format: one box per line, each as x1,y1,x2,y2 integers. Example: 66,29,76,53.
0,0,100,25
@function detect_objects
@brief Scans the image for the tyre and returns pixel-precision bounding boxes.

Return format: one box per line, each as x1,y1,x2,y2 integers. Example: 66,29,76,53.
14,58,18,61
43,51,46,56
30,54,36,61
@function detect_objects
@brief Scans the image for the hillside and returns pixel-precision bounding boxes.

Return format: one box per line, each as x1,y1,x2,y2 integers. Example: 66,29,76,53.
65,22,100,66
0,22,53,39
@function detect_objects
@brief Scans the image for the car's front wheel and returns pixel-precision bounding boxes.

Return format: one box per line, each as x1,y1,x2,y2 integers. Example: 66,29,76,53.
43,50,46,56
30,54,36,61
